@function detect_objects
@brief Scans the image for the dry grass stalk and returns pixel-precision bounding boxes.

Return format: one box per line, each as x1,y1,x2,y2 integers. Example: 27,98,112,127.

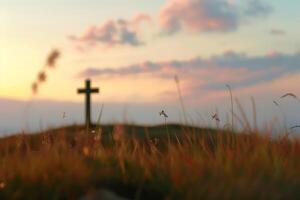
174,75,188,125
226,84,234,132
235,98,251,131
251,97,257,131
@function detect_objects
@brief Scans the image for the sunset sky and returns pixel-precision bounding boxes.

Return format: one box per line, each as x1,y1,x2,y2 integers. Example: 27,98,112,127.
0,0,300,133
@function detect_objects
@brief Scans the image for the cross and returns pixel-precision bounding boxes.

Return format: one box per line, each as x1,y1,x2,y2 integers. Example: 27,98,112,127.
77,79,99,128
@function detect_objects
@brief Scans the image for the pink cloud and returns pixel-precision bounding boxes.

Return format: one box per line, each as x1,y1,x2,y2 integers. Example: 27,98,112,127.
77,51,300,98
68,13,151,50
158,0,271,34
159,0,238,33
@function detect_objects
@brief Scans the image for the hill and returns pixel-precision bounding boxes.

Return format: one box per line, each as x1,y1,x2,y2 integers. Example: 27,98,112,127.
0,124,300,199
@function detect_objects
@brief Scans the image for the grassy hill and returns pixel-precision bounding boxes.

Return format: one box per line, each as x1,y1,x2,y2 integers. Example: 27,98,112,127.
0,124,300,199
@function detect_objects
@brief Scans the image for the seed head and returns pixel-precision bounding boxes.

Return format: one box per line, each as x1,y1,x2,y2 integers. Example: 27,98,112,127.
46,49,60,68
212,113,220,122
38,71,47,83
159,110,168,118
32,82,38,94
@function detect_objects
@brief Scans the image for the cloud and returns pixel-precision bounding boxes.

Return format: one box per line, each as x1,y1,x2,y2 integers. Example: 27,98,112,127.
77,51,300,93
68,0,272,48
270,29,286,36
244,0,272,17
68,13,151,49
158,0,272,34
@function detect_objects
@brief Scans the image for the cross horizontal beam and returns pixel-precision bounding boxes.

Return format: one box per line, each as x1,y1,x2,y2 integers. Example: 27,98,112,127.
78,88,99,93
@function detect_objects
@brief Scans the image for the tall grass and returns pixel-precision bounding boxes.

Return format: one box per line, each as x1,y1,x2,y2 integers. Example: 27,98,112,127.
0,126,300,199
174,76,188,125
226,84,234,132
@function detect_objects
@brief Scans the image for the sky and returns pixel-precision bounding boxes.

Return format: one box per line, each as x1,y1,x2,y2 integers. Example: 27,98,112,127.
0,0,300,134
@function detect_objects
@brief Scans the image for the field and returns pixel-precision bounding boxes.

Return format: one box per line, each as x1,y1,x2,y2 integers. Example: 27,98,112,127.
0,124,300,200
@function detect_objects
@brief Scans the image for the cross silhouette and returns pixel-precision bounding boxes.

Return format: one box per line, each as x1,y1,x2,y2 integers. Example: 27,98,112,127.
77,79,99,128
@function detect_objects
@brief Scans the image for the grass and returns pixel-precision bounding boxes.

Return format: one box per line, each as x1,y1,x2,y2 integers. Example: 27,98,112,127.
0,124,300,199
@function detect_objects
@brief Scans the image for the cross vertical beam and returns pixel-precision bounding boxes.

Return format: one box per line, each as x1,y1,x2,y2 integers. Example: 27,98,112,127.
77,79,99,129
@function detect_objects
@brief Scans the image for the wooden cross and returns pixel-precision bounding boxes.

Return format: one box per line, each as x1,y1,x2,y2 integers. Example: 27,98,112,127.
77,79,99,128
